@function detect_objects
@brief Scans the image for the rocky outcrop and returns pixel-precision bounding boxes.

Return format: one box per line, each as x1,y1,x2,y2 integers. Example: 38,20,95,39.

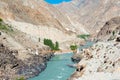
71,41,94,63
69,41,120,80
16,53,54,79
0,43,23,80
0,43,54,80
97,17,120,41
116,37,120,42
71,53,83,63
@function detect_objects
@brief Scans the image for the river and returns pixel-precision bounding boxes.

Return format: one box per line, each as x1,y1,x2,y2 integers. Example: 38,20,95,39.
29,41,94,80
29,53,75,80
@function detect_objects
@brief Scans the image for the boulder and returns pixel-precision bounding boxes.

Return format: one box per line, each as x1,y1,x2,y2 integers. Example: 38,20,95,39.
71,53,83,63
116,37,120,42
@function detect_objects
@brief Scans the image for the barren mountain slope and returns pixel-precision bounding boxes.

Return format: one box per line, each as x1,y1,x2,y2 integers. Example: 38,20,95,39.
0,0,120,44
55,0,120,34
0,0,119,79
0,0,78,45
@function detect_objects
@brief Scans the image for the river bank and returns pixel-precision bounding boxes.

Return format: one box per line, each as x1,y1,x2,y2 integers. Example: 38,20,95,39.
0,43,54,80
68,17,120,80
28,40,94,80
69,41,120,80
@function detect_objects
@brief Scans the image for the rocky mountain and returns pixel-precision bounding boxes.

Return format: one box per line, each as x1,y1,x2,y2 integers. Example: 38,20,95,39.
69,17,120,80
97,17,120,41
0,0,120,79
55,0,120,35
0,0,119,44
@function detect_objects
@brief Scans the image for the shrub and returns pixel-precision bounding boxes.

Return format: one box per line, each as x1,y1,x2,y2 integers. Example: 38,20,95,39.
112,31,115,36
77,34,90,40
70,44,77,50
43,38,60,51
0,18,3,22
0,24,13,32
0,19,13,32
16,77,25,80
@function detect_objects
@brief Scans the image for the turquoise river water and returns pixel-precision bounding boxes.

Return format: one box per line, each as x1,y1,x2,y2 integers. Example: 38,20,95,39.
29,53,75,80
29,41,94,80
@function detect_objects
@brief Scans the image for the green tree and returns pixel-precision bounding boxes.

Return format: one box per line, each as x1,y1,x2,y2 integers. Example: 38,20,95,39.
43,38,59,51
70,44,77,50
54,41,59,50
112,31,115,36
44,38,54,50
77,34,90,40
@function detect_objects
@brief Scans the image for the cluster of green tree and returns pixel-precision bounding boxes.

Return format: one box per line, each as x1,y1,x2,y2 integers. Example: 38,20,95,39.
44,38,60,51
70,44,77,50
77,34,90,40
